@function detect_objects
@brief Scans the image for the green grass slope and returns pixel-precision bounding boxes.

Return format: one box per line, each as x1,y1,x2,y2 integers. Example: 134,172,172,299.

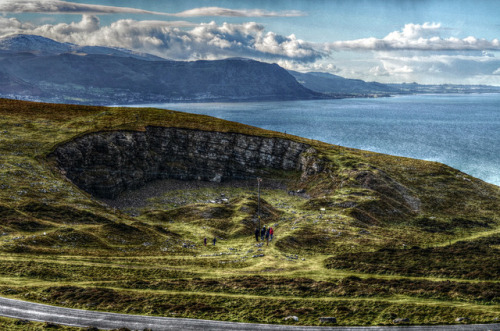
0,98,498,328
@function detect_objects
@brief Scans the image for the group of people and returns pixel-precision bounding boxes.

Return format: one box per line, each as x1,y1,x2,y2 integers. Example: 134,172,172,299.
204,237,216,246
202,225,274,248
255,225,274,245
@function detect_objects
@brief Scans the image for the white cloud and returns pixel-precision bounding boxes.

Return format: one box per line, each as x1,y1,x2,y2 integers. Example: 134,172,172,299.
373,52,500,83
0,1,305,17
0,15,322,62
0,16,34,34
171,7,305,17
318,22,500,84
391,64,414,73
369,66,389,77
0,0,164,15
384,22,442,40
276,59,341,73
367,62,413,78
328,23,500,51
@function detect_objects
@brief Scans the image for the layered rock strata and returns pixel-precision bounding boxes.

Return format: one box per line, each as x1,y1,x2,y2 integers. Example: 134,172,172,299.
52,127,319,199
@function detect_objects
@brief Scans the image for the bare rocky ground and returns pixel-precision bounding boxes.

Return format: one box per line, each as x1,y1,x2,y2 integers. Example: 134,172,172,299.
100,178,289,212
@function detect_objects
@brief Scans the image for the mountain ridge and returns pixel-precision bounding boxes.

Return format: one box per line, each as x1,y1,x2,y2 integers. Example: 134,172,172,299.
1,34,499,104
0,33,165,61
0,34,320,104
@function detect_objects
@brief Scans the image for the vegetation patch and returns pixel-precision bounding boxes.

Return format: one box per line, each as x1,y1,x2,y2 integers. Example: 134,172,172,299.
113,275,499,304
325,235,500,280
21,285,498,326
20,203,112,225
0,204,53,232
0,316,81,331
414,217,492,233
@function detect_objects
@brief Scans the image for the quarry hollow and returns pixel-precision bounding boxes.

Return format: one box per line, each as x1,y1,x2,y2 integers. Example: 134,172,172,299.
51,127,321,199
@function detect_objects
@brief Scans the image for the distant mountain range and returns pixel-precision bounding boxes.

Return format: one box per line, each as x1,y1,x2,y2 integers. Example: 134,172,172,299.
0,34,499,105
0,34,318,104
288,70,500,96
386,82,500,94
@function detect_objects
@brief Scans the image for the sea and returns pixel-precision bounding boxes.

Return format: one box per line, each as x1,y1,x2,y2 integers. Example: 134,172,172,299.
127,93,500,186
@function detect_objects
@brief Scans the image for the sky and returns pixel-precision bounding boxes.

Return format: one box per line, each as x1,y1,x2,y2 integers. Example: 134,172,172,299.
1,0,499,85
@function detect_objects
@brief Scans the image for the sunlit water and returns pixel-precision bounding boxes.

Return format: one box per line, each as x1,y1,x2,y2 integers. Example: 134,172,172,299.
126,94,500,186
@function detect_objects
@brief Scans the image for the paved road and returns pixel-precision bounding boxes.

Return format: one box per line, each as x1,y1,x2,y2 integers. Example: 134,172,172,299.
0,296,498,330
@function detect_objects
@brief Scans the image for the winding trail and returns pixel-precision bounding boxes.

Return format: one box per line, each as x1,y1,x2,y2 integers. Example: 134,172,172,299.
0,296,498,331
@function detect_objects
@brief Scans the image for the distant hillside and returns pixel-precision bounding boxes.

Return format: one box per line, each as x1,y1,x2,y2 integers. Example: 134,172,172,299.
0,34,319,105
288,70,399,96
289,70,500,96
387,82,500,94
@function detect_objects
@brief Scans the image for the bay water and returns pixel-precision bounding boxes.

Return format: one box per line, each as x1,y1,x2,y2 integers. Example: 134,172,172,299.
128,94,500,186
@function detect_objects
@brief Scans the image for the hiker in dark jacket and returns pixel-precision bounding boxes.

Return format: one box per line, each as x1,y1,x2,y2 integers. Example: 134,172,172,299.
260,226,266,240
265,227,270,246
255,228,260,241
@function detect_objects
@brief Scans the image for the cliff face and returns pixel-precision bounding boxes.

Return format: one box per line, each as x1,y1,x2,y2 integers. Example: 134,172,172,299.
52,127,320,198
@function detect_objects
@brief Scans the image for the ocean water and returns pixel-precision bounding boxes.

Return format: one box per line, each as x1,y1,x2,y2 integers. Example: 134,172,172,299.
129,94,500,186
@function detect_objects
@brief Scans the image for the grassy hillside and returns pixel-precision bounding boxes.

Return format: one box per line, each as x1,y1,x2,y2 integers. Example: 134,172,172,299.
0,98,499,328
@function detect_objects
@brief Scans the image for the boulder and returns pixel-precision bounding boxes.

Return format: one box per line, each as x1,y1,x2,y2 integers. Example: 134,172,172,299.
284,315,299,322
393,318,410,324
319,317,337,323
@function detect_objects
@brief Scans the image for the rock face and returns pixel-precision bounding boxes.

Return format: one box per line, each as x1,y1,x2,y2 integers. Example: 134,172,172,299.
52,127,318,199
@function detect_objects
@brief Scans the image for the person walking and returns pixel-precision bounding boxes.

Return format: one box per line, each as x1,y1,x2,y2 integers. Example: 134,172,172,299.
212,237,217,246
255,228,260,242
269,227,274,241
204,237,207,246
260,226,266,240
265,227,270,246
